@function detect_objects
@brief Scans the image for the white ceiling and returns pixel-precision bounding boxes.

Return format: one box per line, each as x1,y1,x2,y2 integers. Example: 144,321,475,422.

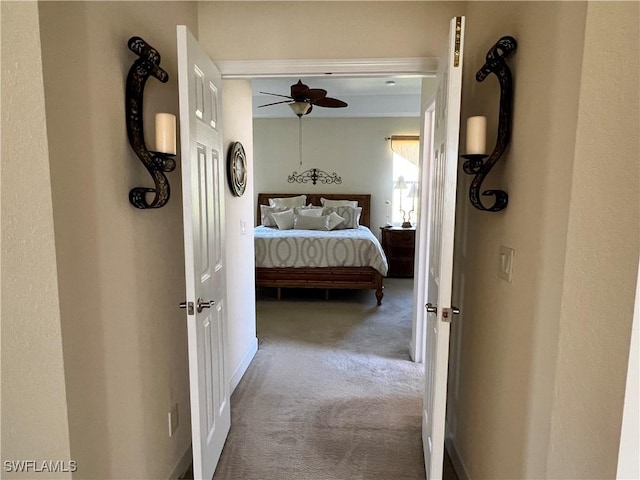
252,76,423,118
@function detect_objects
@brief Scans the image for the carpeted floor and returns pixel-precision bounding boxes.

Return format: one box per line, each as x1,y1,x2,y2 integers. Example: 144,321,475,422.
212,279,428,480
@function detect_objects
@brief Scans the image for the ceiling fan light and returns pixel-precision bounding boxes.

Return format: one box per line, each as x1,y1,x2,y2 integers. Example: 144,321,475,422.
289,101,311,117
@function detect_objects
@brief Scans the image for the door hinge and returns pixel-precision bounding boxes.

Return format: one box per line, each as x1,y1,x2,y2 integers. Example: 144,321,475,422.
454,17,462,68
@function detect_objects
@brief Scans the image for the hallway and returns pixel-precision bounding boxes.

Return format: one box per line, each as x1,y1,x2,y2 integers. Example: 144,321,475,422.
213,279,427,479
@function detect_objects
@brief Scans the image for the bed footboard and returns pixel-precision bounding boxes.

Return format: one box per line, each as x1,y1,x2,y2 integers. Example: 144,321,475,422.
256,266,384,305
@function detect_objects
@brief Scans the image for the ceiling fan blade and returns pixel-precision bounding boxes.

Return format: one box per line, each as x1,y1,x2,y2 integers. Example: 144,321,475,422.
259,92,294,100
306,88,327,101
258,100,293,108
312,97,348,108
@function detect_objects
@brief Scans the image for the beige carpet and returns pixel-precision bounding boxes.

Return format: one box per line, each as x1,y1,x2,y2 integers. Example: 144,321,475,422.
213,279,426,480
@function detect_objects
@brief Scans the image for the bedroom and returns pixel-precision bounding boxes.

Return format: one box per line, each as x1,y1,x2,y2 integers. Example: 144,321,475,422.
251,75,429,307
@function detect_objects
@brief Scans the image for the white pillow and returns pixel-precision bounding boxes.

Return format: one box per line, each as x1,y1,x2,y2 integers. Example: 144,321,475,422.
260,205,288,227
327,212,345,230
268,195,307,208
320,198,358,208
272,209,295,230
297,208,323,218
293,214,330,231
322,206,362,229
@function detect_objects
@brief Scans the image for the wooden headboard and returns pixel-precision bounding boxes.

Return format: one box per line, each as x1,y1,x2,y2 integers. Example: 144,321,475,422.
257,193,372,228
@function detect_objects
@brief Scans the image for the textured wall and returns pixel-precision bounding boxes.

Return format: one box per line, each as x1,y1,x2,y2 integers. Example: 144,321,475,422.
448,2,587,478
449,1,639,478
197,1,463,61
38,2,198,478
546,3,640,477
0,3,72,477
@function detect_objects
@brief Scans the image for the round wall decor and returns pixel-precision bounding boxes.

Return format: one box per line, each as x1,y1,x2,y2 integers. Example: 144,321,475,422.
227,141,247,197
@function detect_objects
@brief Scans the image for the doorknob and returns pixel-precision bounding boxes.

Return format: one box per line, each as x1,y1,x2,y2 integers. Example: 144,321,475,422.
197,298,215,313
451,306,461,315
425,303,437,313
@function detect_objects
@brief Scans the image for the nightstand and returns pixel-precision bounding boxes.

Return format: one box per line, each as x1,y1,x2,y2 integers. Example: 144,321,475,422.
380,227,416,278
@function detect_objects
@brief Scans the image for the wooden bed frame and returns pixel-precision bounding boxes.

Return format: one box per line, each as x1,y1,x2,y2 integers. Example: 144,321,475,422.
256,193,384,305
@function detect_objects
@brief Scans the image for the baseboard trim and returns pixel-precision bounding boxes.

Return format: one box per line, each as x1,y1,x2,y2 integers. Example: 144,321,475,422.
445,422,471,480
169,444,192,480
409,339,417,362
230,337,258,393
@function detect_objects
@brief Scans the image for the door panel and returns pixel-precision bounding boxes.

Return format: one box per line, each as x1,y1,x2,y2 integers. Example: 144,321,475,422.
422,16,465,480
177,25,230,480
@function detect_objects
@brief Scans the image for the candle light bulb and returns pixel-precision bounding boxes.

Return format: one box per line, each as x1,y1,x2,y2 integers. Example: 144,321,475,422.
466,116,487,155
155,113,176,155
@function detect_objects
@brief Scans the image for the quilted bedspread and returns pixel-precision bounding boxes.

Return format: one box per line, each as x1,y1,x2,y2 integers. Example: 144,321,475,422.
254,225,388,275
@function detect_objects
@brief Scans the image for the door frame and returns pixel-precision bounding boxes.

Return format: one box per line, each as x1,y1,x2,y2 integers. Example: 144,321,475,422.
220,57,438,364
410,96,436,363
217,57,437,78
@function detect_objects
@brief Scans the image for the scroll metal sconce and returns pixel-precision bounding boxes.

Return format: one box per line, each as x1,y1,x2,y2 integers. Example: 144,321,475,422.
125,36,177,209
461,36,517,212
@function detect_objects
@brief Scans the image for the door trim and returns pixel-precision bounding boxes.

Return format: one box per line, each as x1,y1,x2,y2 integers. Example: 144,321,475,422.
218,57,438,78
231,57,436,365
410,96,436,363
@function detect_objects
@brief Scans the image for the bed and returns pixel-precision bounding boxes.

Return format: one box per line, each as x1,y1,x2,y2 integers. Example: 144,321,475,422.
255,193,387,305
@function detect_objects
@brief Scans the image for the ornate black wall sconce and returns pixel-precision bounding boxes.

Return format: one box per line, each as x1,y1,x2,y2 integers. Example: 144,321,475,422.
461,36,517,212
287,168,342,185
125,36,176,209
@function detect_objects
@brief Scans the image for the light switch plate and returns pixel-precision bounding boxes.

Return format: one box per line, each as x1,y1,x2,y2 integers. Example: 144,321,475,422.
498,245,514,283
240,219,246,235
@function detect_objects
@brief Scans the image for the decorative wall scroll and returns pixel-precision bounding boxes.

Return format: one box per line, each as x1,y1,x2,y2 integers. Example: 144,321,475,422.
287,168,342,186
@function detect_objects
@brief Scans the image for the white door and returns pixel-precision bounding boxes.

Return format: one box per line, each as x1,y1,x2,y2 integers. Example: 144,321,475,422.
177,25,230,480
422,16,465,479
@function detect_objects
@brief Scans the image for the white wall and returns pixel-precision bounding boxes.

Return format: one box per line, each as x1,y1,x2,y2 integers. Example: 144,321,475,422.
1,4,72,477
253,117,420,236
38,2,198,478
221,79,258,391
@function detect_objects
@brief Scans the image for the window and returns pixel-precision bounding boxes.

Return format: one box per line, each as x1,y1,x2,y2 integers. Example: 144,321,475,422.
390,136,420,226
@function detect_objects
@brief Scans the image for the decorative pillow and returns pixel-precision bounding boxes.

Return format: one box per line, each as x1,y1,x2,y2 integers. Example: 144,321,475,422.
297,208,324,218
320,198,358,208
272,209,295,230
322,206,362,229
327,212,345,230
268,195,307,208
260,205,289,227
293,204,322,214
293,214,330,231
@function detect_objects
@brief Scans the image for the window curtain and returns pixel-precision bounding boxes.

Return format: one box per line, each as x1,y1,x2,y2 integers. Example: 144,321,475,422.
390,135,420,166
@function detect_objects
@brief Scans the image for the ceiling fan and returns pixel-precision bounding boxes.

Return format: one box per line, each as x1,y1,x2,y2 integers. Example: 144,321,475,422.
258,80,348,117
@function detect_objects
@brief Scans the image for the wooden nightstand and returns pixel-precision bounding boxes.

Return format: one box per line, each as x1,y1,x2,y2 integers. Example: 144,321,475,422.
380,227,416,278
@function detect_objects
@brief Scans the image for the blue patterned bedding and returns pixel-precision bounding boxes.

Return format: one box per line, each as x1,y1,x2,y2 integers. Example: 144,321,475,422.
254,225,388,275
